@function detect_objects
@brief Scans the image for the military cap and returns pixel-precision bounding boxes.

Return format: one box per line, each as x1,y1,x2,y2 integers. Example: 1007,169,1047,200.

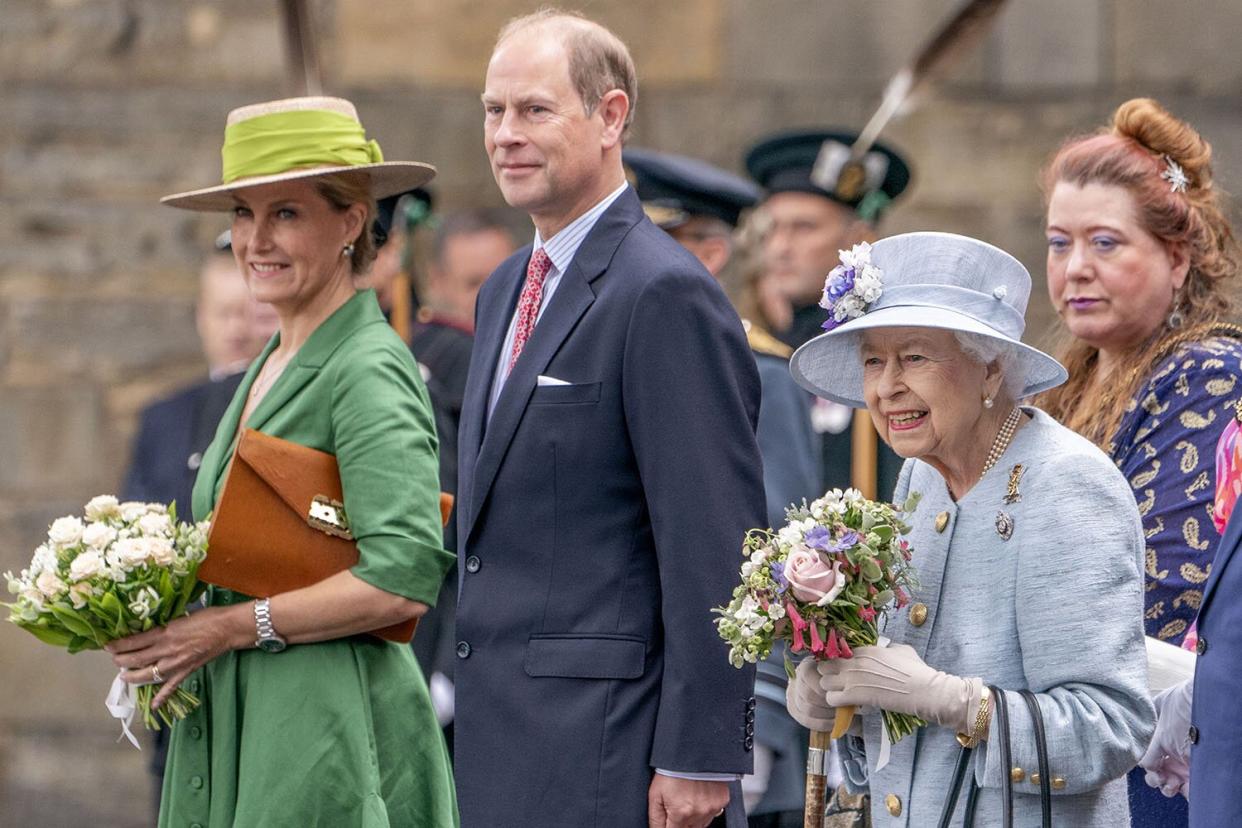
624,147,760,229
374,187,435,248
745,130,910,222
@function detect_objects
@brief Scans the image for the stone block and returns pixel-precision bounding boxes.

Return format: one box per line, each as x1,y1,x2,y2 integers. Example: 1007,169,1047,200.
0,1,283,85
336,0,723,88
723,0,982,91
0,387,105,495
1111,0,1242,94
990,0,1102,90
6,295,199,378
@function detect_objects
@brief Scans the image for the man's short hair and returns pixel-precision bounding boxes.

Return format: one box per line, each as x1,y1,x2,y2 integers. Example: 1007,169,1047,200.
496,8,637,137
432,209,517,266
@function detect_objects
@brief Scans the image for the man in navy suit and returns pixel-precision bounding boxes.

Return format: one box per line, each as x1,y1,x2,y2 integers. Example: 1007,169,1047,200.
454,10,766,828
1140,504,1242,826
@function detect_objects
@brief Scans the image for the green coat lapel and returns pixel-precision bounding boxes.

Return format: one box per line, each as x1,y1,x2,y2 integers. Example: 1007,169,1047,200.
189,290,386,521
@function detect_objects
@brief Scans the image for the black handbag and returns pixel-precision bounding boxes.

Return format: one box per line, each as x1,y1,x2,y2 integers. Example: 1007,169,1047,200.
937,685,1052,828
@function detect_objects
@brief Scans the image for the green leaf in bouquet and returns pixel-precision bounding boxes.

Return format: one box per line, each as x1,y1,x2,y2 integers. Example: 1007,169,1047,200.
66,634,97,654
874,589,894,607
871,525,894,543
859,557,883,582
783,649,796,681
903,492,922,514
49,603,100,643
19,620,75,647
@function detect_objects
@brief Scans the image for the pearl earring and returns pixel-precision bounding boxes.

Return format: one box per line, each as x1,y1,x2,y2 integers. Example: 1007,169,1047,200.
342,243,355,259
983,396,994,409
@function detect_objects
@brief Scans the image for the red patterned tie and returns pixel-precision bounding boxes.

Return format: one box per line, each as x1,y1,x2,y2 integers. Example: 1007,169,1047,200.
506,247,553,375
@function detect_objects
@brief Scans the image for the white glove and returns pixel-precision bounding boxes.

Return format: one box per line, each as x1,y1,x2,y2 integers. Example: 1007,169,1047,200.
786,657,838,731
820,643,982,733
1139,678,1193,799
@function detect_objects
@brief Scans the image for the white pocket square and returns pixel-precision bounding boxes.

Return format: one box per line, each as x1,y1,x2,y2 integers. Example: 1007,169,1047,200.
536,375,571,386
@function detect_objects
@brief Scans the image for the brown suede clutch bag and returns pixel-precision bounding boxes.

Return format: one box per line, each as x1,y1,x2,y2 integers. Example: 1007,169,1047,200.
201,428,453,644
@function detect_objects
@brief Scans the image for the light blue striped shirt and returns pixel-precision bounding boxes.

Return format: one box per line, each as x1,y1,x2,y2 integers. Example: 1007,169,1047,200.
487,182,629,414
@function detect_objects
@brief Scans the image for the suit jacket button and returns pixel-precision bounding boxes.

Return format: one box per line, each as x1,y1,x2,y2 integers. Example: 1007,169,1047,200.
909,603,928,627
935,511,950,533
743,735,754,751
1188,725,1199,744
465,556,481,573
745,721,754,736
884,794,902,816
746,697,757,711
745,709,755,724
1196,636,1207,655
456,641,472,659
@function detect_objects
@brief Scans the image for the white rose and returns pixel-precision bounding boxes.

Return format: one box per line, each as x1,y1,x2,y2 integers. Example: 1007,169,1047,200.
69,550,106,582
48,516,85,548
137,513,172,538
82,522,117,550
119,501,149,522
108,538,148,571
31,544,57,576
84,495,120,522
35,569,67,600
68,582,93,609
147,538,176,567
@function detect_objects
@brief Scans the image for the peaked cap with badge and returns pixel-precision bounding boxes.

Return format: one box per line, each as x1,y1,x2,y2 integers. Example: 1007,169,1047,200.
625,147,761,229
745,129,911,223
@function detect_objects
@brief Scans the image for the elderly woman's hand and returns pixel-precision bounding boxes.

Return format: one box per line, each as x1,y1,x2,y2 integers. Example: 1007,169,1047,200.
820,644,983,733
786,657,839,731
105,604,248,710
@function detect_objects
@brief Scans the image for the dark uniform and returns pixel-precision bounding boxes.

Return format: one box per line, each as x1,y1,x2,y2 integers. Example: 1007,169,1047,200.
745,130,913,501
625,147,820,825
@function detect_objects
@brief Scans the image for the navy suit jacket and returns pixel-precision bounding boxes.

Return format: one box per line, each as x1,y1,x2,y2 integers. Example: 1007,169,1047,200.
1189,506,1242,826
122,373,243,515
453,189,765,827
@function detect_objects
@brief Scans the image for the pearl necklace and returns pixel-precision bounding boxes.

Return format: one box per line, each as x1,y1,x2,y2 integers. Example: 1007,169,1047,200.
980,407,1023,478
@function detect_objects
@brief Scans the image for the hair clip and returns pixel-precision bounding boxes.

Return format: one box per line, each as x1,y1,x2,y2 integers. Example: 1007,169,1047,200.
1160,156,1190,194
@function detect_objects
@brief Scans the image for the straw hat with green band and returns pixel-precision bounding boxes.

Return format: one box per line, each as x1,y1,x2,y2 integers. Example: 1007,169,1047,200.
161,97,436,211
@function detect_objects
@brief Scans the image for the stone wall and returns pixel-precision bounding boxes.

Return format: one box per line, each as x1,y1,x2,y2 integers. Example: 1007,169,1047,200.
2,1,1240,823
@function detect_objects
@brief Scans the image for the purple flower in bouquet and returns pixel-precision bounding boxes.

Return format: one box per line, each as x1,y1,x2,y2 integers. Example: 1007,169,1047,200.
804,525,832,550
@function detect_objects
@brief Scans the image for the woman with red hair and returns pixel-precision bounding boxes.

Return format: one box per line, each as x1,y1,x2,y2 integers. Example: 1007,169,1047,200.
1037,97,1242,828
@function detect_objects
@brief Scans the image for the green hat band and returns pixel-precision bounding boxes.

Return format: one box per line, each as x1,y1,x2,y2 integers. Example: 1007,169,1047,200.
221,109,384,184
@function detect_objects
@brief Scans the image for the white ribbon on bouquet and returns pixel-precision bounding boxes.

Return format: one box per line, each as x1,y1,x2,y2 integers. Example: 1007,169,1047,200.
105,669,141,749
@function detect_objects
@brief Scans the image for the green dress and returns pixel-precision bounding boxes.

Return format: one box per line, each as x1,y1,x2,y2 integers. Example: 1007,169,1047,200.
160,290,459,827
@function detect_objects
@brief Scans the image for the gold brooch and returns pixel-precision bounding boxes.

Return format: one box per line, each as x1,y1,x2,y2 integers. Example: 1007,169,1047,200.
1004,464,1024,505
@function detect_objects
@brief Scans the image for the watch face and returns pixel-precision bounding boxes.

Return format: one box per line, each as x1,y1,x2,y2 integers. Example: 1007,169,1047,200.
258,637,287,653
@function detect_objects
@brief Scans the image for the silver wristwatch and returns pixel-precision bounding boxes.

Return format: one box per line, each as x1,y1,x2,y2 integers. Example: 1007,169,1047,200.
253,598,287,653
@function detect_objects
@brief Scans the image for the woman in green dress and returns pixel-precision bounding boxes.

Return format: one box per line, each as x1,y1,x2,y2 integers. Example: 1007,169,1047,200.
106,96,458,827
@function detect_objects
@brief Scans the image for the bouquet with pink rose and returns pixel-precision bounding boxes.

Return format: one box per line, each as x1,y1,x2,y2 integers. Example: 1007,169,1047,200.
714,487,924,745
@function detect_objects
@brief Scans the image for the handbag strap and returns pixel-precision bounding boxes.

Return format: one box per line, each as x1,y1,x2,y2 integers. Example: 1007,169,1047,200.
990,686,1014,828
1017,689,1053,828
936,742,976,828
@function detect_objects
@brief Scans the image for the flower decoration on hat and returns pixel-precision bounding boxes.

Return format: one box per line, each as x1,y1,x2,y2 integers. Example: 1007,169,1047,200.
819,242,884,331
1160,156,1190,194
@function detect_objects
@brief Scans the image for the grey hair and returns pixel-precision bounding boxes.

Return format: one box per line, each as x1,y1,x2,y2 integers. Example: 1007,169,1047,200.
952,331,1024,402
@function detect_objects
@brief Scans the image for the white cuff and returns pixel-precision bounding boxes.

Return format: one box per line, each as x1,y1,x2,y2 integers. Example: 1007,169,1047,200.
654,769,741,782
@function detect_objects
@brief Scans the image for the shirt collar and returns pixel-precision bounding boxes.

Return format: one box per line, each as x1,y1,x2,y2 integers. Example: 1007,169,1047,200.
532,181,629,274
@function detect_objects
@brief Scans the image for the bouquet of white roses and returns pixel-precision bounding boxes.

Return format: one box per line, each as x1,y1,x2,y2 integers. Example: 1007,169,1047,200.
4,495,208,736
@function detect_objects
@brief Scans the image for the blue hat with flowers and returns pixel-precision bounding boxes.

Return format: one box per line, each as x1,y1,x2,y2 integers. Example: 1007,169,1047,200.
789,231,1067,407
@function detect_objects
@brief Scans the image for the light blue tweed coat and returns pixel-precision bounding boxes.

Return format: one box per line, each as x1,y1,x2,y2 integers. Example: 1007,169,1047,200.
841,407,1154,827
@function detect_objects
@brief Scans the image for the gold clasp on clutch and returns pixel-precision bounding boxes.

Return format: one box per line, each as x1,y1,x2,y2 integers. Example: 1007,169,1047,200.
308,495,353,540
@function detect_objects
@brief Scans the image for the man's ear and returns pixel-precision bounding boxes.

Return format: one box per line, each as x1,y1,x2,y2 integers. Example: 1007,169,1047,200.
597,89,629,149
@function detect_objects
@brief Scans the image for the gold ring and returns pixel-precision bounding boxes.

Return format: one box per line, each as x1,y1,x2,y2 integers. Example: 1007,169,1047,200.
151,664,164,684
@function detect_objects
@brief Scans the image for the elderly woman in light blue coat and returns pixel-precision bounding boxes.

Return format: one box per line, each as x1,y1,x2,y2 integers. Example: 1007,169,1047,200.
784,231,1154,827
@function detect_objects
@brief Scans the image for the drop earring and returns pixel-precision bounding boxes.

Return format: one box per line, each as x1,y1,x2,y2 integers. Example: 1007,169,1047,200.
342,242,356,259
983,396,994,409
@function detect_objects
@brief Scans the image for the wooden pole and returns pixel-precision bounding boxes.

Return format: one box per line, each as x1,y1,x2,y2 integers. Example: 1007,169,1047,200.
850,410,879,500
279,0,323,96
803,729,832,828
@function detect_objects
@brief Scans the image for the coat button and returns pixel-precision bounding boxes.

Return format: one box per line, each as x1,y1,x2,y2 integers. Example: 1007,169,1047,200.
456,641,472,659
191,823,204,828
1051,777,1066,790
884,793,902,816
1196,636,1207,655
190,679,200,693
1188,725,1199,744
1030,773,1041,785
190,726,202,739
909,603,928,627
187,451,203,471
1010,767,1025,783
935,511,950,533
744,735,754,751
190,775,204,789
465,556,481,573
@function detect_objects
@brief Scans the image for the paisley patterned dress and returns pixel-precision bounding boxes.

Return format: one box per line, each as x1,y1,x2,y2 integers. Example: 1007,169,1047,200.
1108,335,1242,645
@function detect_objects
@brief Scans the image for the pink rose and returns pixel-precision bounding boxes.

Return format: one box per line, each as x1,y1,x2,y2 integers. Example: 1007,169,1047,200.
785,548,846,606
